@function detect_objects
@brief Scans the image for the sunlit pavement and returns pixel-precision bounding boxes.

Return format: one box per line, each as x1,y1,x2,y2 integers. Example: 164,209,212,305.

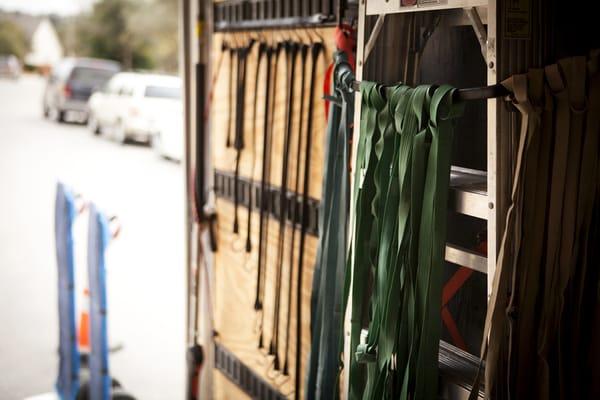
0,75,185,399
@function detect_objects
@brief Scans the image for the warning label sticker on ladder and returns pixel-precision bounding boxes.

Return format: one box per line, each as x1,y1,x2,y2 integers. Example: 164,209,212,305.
504,0,531,39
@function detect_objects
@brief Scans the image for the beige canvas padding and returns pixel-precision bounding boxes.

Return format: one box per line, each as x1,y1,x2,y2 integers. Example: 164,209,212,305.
479,50,600,400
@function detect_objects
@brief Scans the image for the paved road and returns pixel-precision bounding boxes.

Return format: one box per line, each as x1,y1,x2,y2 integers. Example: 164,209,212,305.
0,75,185,399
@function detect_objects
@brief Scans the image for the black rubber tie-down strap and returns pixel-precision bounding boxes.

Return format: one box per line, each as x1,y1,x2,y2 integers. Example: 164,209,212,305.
233,40,255,234
245,42,267,253
270,41,299,371
294,42,324,400
254,44,273,313
283,43,309,376
256,43,284,350
225,47,235,148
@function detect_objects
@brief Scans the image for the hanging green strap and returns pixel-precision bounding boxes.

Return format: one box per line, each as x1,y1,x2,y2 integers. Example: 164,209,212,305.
347,81,385,400
346,83,463,400
414,85,463,400
306,51,355,400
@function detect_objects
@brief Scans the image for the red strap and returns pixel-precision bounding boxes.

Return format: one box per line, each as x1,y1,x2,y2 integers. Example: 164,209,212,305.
323,24,357,119
191,363,203,399
442,306,468,351
442,267,474,306
323,63,334,118
335,23,356,68
440,239,487,350
440,266,472,351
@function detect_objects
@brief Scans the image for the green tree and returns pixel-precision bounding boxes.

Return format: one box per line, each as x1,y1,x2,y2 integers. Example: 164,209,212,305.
129,0,179,73
55,0,178,72
76,0,153,70
0,19,28,60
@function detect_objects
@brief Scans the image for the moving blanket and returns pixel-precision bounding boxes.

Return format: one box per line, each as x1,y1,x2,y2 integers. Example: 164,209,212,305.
55,182,81,400
480,50,600,400
87,203,112,400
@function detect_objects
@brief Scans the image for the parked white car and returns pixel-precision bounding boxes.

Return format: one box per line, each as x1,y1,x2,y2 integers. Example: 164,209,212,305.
152,104,183,161
87,72,181,143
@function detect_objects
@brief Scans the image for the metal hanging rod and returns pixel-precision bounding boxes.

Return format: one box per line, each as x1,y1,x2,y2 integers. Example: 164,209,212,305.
334,61,510,102
215,15,336,32
349,80,511,101
213,0,340,32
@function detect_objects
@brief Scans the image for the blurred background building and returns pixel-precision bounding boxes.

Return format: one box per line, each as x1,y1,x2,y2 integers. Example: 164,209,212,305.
0,0,178,73
25,18,64,74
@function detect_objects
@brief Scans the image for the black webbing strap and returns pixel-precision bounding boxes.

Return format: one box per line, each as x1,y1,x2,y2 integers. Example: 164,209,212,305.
294,42,324,400
255,43,275,311
226,46,235,148
270,41,300,371
283,43,310,376
188,241,206,400
245,42,267,253
194,59,208,219
232,40,256,234
256,42,284,350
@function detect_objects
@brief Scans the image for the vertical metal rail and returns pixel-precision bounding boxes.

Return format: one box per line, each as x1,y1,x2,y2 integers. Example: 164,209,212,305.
342,0,366,398
181,0,194,398
196,1,215,399
486,0,497,299
184,0,215,398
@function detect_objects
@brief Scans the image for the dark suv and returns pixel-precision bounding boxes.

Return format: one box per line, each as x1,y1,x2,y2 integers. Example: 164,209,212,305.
43,58,121,123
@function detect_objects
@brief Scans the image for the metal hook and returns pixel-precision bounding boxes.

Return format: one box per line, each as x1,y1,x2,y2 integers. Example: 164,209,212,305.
305,26,315,44
242,254,256,273
291,28,303,45
251,324,269,367
108,215,121,239
74,194,87,215
265,357,282,380
231,32,240,49
275,371,291,387
253,310,263,334
312,25,324,44
229,226,247,253
273,29,283,45
256,29,266,44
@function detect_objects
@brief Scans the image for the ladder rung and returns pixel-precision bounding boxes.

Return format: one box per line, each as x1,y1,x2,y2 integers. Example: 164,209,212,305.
445,244,487,274
449,187,488,220
449,167,488,220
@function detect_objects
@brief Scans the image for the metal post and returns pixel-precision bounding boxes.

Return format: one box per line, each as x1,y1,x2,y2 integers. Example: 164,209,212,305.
180,0,194,397
486,0,497,300
342,0,367,398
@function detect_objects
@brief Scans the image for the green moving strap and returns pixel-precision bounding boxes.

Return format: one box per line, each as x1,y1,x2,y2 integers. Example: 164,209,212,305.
305,51,354,400
347,81,385,400
346,82,463,400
